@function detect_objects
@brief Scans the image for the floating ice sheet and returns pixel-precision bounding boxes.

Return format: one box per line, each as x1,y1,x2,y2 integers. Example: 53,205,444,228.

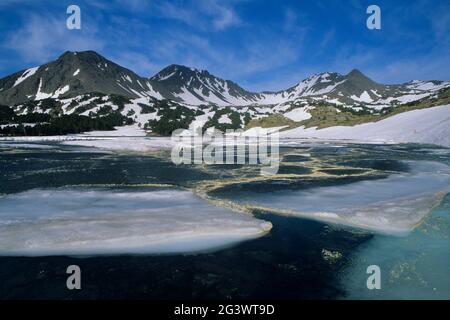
62,137,173,152
233,161,450,234
0,188,272,256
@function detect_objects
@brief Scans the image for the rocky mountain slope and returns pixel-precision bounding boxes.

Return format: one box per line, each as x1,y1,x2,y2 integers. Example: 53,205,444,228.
0,51,161,106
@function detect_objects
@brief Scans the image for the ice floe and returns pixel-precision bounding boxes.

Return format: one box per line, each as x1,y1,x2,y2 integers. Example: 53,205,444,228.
0,188,272,256
62,137,173,152
231,161,450,234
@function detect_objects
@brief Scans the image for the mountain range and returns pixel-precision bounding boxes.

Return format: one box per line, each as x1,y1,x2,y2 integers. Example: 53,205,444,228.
1,50,449,107
0,50,449,136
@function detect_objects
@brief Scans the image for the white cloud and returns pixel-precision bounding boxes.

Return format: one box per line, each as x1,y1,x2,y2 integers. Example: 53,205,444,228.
156,0,241,31
4,14,104,63
156,2,197,27
204,0,241,30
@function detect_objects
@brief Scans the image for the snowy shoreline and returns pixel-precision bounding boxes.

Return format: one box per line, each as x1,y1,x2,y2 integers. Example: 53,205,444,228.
280,104,450,148
0,104,449,149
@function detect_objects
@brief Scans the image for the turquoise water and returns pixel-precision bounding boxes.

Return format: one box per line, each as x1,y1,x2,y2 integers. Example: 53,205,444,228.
340,194,450,299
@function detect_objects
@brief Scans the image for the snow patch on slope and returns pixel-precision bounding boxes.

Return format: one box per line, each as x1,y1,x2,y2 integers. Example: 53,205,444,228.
53,85,70,98
284,107,313,122
13,67,39,87
35,78,52,100
218,114,232,124
351,91,373,103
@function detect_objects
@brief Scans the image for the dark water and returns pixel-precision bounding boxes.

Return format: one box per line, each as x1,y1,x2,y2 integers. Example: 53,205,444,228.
0,141,448,299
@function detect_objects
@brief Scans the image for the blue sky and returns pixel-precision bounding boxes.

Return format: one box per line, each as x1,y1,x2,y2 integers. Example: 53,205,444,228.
0,0,449,91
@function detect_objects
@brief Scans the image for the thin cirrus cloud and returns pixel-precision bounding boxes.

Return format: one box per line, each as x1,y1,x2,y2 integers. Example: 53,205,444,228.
155,0,241,31
4,14,104,63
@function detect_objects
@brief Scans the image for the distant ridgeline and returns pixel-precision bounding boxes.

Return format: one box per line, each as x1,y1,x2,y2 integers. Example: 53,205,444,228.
0,51,449,136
